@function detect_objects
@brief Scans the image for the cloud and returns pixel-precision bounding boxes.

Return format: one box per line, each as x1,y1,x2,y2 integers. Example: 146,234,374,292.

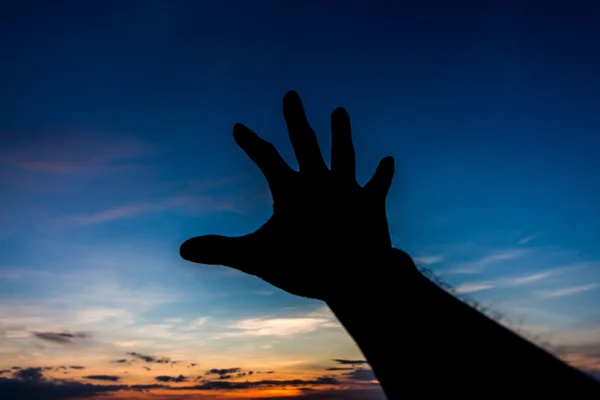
518,234,540,245
0,376,123,400
502,264,587,287
205,368,241,377
63,202,172,224
0,374,356,400
454,283,494,294
452,264,587,294
324,367,354,371
220,311,336,338
556,339,600,381
586,370,600,382
155,375,188,383
63,192,251,225
413,255,443,266
31,331,89,345
13,368,45,381
343,368,377,382
183,317,209,331
173,376,340,390
1,134,154,176
12,366,87,374
331,359,368,365
505,271,560,285
536,283,600,298
127,352,175,364
82,375,121,382
445,249,529,274
554,327,600,348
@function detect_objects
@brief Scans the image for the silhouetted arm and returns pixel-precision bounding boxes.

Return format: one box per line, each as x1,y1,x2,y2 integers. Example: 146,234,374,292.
181,91,600,398
327,248,599,397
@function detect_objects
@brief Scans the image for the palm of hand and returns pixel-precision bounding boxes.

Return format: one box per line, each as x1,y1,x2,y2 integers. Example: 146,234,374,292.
180,91,395,301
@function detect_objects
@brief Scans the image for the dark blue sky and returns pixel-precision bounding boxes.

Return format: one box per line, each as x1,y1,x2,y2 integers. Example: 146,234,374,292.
1,0,599,392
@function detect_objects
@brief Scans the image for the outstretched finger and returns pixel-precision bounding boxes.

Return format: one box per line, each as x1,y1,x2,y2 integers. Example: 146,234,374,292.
233,123,294,190
180,234,257,275
330,107,356,182
282,90,327,173
364,156,394,199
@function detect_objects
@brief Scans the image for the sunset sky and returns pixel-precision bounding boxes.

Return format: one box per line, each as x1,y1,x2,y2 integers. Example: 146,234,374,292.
1,1,600,398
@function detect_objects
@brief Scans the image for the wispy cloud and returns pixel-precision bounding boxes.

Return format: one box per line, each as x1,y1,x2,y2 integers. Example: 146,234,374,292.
182,317,210,331
536,283,600,299
62,192,252,225
413,255,443,266
222,317,333,338
218,307,339,338
1,134,154,176
452,264,587,294
518,233,540,245
445,248,529,274
454,283,494,294
505,271,557,285
63,202,173,224
501,264,587,286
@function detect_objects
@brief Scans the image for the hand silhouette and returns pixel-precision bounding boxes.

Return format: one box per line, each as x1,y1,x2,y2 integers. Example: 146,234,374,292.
180,90,400,301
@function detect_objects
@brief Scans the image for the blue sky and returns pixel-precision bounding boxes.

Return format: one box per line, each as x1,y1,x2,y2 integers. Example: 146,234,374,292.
1,1,600,398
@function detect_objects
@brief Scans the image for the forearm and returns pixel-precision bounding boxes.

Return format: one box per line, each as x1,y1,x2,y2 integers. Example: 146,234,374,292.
327,249,599,397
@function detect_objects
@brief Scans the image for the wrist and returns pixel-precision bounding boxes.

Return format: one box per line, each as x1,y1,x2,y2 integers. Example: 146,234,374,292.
326,247,431,311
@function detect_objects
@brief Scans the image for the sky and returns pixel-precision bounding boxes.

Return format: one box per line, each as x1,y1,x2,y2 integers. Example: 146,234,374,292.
1,0,600,398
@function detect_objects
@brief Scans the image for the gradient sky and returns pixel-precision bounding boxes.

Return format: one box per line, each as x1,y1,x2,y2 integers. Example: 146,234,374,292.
1,1,600,399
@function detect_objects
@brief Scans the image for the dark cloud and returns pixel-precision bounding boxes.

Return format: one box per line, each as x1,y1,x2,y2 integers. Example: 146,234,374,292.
343,368,377,381
325,367,354,371
585,370,600,382
10,365,89,377
112,358,131,364
82,375,120,382
155,374,188,383
0,369,350,400
53,366,84,372
130,384,166,390
143,366,151,371
127,352,174,364
331,359,368,365
31,331,88,345
0,377,122,400
14,368,44,381
174,376,340,390
187,363,197,367
205,367,241,376
254,377,339,387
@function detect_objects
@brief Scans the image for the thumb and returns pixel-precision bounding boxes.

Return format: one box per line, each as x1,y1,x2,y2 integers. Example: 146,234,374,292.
180,234,256,274
364,156,394,198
